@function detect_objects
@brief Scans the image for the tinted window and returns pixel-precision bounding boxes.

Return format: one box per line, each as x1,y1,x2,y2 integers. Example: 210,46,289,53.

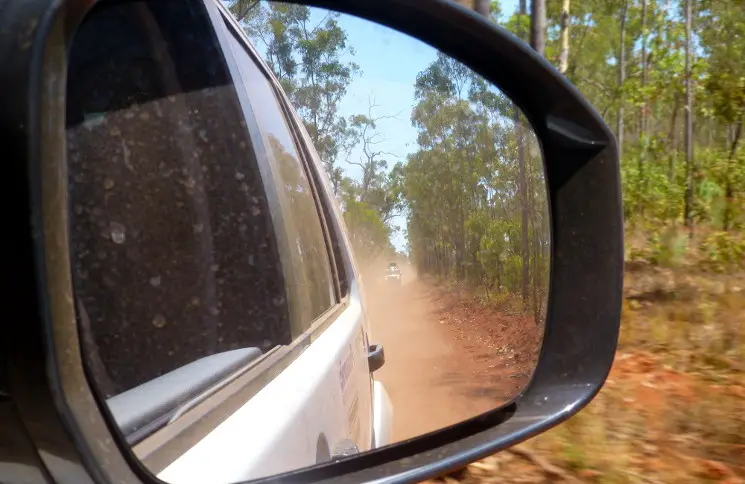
225,30,336,332
66,0,291,398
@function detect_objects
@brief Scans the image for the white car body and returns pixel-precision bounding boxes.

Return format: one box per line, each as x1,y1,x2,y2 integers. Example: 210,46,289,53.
157,291,392,483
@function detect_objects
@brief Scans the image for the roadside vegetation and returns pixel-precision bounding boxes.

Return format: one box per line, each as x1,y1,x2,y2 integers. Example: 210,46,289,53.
433,0,745,481
426,249,745,484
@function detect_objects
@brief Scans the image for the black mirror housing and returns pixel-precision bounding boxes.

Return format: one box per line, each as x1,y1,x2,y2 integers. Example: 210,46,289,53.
0,0,622,482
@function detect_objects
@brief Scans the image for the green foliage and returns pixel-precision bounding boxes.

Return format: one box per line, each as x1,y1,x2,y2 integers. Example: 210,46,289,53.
341,196,393,263
620,145,686,226
538,0,745,270
628,227,689,267
503,13,531,39
478,219,524,293
698,231,745,273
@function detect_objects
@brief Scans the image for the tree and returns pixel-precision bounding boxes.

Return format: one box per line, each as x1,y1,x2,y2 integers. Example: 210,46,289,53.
474,0,490,18
684,0,694,233
530,0,546,55
558,0,571,74
699,0,745,231
229,0,260,22
639,0,649,140
515,0,531,305
341,196,394,264
343,101,404,226
226,0,745,318
617,0,629,162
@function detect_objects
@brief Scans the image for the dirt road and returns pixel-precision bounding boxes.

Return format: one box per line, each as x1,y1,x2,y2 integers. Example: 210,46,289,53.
365,268,540,443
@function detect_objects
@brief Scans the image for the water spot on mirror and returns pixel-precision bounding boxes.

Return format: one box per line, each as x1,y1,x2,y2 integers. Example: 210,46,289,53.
152,314,167,329
109,222,126,244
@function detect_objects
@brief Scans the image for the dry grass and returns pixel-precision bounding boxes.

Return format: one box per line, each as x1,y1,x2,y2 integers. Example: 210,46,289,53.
426,262,745,484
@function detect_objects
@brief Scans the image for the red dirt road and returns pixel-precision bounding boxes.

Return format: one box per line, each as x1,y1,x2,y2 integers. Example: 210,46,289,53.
365,269,541,443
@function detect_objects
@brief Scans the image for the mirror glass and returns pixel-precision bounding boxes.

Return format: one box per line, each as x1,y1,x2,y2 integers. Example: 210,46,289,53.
64,0,548,481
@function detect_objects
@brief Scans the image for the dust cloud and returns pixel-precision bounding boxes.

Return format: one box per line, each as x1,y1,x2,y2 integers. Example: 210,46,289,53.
357,257,541,443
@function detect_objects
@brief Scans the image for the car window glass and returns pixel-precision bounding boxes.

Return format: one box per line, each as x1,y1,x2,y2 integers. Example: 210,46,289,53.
224,29,336,333
65,0,291,399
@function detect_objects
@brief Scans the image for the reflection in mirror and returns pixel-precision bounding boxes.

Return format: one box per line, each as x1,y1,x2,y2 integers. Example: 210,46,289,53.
64,0,548,482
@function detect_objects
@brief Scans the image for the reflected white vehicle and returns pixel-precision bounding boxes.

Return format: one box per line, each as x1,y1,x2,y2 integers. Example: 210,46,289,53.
384,263,403,287
64,1,393,482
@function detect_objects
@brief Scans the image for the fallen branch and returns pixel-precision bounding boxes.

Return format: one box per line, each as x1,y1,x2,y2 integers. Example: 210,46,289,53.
506,447,586,483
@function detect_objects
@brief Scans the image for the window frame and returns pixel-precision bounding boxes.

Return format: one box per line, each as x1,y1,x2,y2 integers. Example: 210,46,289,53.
218,1,351,300
219,21,339,334
66,0,301,396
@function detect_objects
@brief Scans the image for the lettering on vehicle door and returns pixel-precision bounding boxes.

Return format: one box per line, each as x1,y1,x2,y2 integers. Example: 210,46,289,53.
338,333,365,445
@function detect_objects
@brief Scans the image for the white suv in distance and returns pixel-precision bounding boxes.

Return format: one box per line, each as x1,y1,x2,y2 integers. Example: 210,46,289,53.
384,263,403,287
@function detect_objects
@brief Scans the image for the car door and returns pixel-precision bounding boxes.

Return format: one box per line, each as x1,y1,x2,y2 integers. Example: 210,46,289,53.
64,0,374,482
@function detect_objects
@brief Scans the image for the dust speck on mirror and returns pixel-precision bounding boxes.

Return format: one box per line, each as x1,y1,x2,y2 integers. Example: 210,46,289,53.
64,1,548,482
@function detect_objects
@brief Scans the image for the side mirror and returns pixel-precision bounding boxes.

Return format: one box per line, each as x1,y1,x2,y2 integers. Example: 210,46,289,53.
1,0,622,483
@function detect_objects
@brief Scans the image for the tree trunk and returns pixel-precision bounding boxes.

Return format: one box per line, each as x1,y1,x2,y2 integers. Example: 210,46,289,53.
617,0,628,161
516,0,530,307
640,0,648,137
519,0,527,37
558,0,570,74
723,120,742,231
638,0,648,215
474,0,490,18
683,0,695,237
667,93,680,183
528,157,540,325
516,110,530,307
530,0,546,55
